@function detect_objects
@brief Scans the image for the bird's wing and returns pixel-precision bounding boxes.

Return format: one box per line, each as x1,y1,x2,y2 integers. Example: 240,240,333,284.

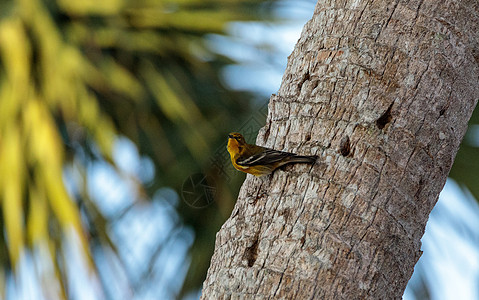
236,149,292,167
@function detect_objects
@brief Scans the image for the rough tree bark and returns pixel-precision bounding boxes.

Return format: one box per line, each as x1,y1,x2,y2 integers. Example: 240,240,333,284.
202,0,479,299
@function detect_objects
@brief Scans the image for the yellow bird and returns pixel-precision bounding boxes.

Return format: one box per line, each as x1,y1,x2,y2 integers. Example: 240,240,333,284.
227,132,318,177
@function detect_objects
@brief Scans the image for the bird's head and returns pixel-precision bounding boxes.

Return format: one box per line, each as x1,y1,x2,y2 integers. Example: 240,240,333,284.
228,132,246,145
227,132,246,154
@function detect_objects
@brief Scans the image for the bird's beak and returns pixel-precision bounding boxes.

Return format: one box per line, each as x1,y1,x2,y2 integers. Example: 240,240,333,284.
228,134,234,139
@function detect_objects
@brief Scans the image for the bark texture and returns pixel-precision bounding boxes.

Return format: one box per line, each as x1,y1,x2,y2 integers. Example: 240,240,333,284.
202,0,479,299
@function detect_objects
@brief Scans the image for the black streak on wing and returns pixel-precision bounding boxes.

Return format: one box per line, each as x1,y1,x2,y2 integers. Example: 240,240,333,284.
236,149,293,166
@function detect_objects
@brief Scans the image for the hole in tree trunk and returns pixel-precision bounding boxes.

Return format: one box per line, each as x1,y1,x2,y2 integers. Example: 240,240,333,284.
244,238,259,267
339,135,351,157
376,102,394,129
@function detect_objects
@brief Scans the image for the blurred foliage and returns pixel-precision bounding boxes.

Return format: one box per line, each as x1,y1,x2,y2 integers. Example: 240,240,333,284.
449,107,479,201
0,0,276,298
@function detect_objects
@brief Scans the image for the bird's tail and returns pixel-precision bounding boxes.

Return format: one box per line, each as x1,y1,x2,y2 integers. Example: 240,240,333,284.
288,155,318,164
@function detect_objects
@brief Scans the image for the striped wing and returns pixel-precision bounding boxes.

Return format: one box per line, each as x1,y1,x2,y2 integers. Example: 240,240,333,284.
236,149,293,167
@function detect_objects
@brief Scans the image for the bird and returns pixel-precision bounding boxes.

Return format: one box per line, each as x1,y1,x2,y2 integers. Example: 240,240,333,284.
226,132,318,177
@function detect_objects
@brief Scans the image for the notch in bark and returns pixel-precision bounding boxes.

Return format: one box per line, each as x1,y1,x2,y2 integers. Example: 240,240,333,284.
376,102,394,129
300,234,306,247
339,135,351,157
244,238,259,267
472,46,479,65
298,71,310,89
439,103,449,116
414,178,425,199
264,126,271,141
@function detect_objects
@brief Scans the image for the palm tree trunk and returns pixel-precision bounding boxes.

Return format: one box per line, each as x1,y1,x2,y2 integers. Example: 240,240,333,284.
201,0,479,298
